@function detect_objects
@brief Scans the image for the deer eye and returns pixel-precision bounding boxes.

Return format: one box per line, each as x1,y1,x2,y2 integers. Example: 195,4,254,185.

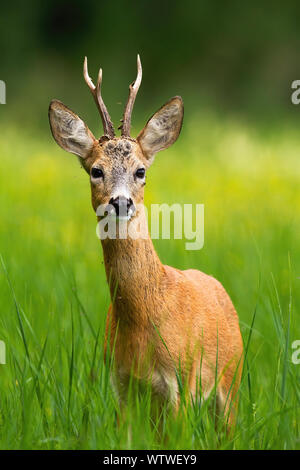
135,168,145,179
91,167,104,179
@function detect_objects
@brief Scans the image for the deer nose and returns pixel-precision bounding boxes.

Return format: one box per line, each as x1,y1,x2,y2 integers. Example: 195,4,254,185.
109,196,134,217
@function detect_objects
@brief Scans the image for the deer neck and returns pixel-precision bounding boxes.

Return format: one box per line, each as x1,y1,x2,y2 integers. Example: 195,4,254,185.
100,207,164,323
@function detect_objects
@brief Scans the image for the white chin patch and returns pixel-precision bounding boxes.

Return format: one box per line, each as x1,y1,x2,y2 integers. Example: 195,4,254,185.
118,208,135,221
109,207,135,222
116,215,131,222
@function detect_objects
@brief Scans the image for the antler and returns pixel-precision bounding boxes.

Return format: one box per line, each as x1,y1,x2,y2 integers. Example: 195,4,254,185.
83,57,115,138
120,54,142,137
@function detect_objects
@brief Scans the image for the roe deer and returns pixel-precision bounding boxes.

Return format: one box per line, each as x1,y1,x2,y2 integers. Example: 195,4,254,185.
49,55,243,428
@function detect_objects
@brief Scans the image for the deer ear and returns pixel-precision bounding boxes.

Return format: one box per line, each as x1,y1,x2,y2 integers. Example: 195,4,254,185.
49,100,96,158
137,96,183,164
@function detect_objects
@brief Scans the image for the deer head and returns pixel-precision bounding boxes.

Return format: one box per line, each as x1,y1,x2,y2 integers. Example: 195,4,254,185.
49,56,184,220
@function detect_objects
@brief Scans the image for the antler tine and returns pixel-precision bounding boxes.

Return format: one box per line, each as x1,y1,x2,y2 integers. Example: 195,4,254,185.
83,57,115,138
120,54,142,137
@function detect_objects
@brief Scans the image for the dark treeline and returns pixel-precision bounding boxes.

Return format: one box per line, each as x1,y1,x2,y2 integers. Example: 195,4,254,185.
1,1,300,129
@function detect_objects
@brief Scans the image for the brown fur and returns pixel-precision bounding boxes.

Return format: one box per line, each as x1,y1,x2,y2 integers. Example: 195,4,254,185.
49,93,243,429
102,215,243,426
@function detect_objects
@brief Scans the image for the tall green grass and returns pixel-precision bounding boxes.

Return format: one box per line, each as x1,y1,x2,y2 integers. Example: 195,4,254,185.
0,113,299,449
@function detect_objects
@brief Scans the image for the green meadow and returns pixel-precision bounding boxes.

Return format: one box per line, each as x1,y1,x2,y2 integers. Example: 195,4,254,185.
0,110,299,449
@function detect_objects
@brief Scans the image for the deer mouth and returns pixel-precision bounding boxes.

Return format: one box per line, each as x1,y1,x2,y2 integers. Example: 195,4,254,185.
104,204,136,222
115,205,136,222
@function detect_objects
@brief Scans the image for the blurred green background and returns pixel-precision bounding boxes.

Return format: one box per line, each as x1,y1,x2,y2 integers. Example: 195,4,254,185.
0,0,299,449
1,0,300,130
